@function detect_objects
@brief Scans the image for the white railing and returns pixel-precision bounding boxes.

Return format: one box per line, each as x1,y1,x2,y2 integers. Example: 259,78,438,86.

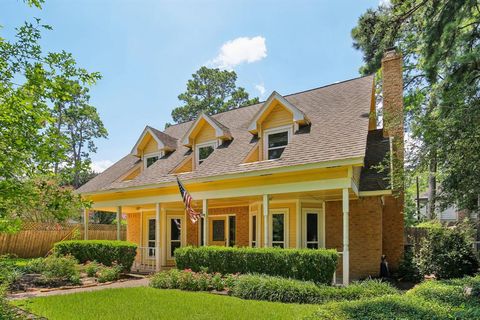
132,246,157,272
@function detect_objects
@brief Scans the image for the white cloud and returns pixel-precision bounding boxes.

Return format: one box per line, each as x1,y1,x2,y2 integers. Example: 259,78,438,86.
91,160,114,173
210,36,267,69
255,83,266,96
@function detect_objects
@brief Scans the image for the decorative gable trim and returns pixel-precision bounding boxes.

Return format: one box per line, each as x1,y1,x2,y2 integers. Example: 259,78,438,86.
131,126,176,156
248,91,309,134
181,113,232,147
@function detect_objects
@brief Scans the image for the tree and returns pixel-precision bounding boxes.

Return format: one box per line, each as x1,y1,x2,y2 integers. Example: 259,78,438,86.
0,1,104,231
171,66,259,123
351,0,480,214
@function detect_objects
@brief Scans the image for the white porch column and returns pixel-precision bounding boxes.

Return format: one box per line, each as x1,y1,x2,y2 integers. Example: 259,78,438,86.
342,188,350,286
83,208,89,240
161,207,167,266
203,199,208,246
155,203,161,271
116,206,122,241
263,194,269,247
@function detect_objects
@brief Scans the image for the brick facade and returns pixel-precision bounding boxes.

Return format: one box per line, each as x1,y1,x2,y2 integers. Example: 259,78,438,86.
326,197,383,279
185,206,249,247
382,194,404,270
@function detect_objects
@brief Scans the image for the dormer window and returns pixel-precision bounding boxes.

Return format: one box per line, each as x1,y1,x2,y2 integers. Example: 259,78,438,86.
144,152,163,169
264,126,292,160
196,141,217,165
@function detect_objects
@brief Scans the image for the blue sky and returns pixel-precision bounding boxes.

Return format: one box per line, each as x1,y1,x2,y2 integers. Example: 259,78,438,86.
2,0,380,171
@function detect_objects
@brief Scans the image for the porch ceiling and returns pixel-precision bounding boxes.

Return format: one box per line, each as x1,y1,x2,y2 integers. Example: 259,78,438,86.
91,188,357,213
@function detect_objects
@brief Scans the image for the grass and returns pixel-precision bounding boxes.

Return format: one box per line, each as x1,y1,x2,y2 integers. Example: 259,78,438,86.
13,287,319,320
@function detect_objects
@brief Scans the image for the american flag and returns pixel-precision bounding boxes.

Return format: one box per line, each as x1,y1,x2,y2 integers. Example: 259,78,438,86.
176,177,203,223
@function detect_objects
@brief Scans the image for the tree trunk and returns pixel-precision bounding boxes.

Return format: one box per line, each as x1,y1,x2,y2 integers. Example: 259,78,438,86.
428,150,437,219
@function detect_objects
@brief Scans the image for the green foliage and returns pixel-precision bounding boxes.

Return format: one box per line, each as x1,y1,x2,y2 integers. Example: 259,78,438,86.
352,0,480,212
171,66,259,123
231,275,397,304
0,0,106,232
1,175,87,228
28,255,81,286
175,246,338,284
84,261,101,277
53,240,137,271
0,256,24,287
415,225,479,279
1,283,26,320
149,269,238,292
96,264,122,283
306,294,451,320
395,246,421,282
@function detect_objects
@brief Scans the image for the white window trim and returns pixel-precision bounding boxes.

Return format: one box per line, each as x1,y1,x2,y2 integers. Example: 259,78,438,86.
167,215,183,260
263,125,293,160
144,151,164,169
195,140,218,166
269,208,290,248
301,207,325,249
249,211,260,248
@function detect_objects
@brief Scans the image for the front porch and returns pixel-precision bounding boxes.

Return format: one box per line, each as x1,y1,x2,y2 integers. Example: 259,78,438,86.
85,186,390,286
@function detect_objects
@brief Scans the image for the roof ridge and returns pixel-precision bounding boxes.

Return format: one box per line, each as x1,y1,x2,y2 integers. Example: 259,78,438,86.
164,74,374,129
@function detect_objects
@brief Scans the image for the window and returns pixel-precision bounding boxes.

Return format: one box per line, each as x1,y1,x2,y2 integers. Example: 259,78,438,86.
168,218,182,259
212,220,225,241
264,126,291,160
271,213,286,248
251,215,257,247
228,216,236,247
148,218,156,257
144,152,163,169
195,141,217,165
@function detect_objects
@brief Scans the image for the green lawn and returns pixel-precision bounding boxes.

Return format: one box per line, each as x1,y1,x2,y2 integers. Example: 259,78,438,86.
13,287,320,320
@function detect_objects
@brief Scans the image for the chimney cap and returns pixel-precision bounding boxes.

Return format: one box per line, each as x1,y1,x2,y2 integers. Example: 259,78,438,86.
385,46,397,53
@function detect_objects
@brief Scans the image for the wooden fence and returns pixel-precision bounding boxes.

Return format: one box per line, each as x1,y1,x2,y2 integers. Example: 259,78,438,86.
0,222,126,258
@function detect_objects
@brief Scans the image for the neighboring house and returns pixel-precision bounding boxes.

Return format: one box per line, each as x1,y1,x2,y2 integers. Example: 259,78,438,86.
78,49,405,284
417,192,479,223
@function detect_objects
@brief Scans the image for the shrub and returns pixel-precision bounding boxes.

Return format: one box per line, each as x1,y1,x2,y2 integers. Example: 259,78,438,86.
84,261,101,277
1,284,26,320
53,240,137,271
97,264,122,283
175,246,338,284
150,269,239,292
306,295,451,320
415,225,479,279
24,258,46,274
395,246,421,282
35,255,81,286
0,256,23,287
230,275,397,304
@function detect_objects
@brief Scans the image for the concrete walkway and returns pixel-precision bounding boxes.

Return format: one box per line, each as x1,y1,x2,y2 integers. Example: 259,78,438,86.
8,278,150,300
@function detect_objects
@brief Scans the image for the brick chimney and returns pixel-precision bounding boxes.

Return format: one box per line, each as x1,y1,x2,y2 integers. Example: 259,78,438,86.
381,47,404,192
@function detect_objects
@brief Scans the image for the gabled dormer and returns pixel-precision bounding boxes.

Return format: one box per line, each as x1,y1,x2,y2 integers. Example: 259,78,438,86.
244,92,309,162
181,113,232,168
131,126,177,169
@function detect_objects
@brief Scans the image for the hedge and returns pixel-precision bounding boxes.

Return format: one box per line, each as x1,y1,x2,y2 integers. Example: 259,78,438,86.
150,269,238,292
53,240,137,271
231,275,397,304
175,246,338,284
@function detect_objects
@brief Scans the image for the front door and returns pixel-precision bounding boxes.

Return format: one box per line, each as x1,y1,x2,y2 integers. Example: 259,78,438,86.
210,217,227,246
302,208,325,249
167,216,183,259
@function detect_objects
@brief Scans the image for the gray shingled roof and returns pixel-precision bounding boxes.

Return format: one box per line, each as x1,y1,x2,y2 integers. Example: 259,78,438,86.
359,129,391,191
147,126,177,150
78,75,375,194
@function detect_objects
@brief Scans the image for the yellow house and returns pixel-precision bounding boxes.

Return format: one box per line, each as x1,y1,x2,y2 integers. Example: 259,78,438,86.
78,49,405,285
